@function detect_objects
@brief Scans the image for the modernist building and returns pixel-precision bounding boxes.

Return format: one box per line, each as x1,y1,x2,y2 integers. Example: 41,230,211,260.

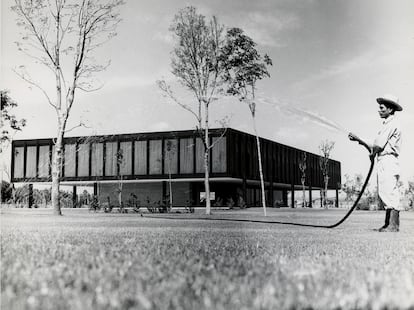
11,128,341,208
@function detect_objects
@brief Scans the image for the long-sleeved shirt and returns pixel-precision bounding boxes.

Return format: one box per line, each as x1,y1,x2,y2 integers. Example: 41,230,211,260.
373,114,402,159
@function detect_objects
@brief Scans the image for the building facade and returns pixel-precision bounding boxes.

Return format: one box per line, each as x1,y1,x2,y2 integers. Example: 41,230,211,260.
11,128,341,208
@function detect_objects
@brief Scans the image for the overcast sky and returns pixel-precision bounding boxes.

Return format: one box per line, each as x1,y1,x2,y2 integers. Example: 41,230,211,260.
1,0,413,184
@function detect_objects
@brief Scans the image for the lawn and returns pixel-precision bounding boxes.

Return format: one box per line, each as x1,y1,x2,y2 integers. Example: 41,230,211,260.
1,207,414,310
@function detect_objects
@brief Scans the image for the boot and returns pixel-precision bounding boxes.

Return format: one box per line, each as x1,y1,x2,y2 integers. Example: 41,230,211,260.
380,209,399,232
377,209,391,231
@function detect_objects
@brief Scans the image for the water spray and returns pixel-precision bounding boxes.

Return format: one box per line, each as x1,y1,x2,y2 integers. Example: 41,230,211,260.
256,95,349,134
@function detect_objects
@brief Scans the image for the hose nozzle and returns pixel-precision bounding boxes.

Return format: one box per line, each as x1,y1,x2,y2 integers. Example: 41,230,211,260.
348,132,372,154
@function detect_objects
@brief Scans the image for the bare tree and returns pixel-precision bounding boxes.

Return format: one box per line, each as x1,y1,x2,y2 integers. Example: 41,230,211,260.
157,6,225,215
116,148,124,212
319,139,335,208
299,151,307,208
165,139,176,211
13,0,124,215
220,27,272,216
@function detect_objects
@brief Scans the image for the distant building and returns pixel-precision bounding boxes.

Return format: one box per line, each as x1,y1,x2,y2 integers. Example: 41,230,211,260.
11,128,341,208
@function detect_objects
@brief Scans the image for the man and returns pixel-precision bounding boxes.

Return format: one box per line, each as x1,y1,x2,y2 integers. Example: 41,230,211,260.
349,94,403,232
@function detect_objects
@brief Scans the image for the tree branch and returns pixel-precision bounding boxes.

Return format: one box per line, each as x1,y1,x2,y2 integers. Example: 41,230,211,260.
208,126,228,150
64,121,90,133
157,80,201,123
13,68,58,112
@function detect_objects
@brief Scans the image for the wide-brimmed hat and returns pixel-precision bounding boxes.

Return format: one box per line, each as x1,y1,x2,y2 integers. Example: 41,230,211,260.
376,94,402,111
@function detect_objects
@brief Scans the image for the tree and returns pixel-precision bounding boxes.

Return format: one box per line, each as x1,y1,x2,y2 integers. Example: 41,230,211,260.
1,181,13,203
1,90,26,145
116,148,124,212
319,139,335,208
342,173,377,209
342,174,356,204
406,180,414,208
299,151,307,208
13,0,124,215
165,139,177,211
157,6,225,215
220,27,272,216
1,90,26,204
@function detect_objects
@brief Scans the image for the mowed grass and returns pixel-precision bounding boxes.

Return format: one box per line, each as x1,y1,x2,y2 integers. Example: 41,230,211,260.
1,208,414,310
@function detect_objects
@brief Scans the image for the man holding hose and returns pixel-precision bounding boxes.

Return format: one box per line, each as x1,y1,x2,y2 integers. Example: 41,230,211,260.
349,94,403,232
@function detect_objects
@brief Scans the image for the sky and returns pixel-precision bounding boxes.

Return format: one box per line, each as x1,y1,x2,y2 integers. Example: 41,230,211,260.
1,0,414,186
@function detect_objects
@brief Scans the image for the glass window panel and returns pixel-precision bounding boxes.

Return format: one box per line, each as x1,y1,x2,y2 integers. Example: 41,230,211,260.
38,145,50,178
64,144,76,177
164,139,178,175
13,147,24,178
91,143,104,176
25,146,37,178
119,141,132,175
77,143,90,177
180,138,194,174
134,141,147,175
105,142,118,176
212,137,226,173
149,140,162,174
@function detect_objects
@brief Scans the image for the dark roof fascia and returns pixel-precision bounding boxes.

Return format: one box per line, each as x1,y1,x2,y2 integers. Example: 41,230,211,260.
11,128,227,146
226,128,341,165
11,127,340,165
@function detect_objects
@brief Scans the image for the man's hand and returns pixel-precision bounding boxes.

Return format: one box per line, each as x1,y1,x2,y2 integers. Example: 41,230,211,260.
348,132,372,154
348,132,359,141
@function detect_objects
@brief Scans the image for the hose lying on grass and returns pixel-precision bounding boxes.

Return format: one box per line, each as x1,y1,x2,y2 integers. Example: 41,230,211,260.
145,141,375,229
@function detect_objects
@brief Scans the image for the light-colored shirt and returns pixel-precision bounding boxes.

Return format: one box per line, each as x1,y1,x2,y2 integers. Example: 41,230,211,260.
373,114,402,177
373,115,402,158
374,114,402,209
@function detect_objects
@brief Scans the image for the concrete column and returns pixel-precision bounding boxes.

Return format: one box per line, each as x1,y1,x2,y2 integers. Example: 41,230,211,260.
72,185,77,208
291,184,295,208
162,181,167,204
282,189,288,207
336,184,339,208
253,188,256,207
270,182,274,208
28,184,33,208
308,186,313,208
242,178,247,205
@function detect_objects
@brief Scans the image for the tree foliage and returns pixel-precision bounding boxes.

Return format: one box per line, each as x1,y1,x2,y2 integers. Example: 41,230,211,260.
1,181,13,203
220,27,272,114
1,90,26,146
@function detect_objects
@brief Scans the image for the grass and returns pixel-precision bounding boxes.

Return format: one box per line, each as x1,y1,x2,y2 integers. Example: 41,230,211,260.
1,207,414,310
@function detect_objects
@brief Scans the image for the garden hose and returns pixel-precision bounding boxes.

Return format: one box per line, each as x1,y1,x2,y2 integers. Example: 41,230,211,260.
145,142,375,229
210,142,376,228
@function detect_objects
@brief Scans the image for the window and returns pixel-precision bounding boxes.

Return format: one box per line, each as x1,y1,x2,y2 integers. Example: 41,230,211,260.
149,140,162,174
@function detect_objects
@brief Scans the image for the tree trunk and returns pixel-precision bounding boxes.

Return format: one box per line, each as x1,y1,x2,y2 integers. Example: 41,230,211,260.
204,107,211,215
51,83,71,215
51,126,64,215
302,182,306,208
252,117,267,216
169,171,173,209
118,175,123,207
324,176,329,209
0,170,3,204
